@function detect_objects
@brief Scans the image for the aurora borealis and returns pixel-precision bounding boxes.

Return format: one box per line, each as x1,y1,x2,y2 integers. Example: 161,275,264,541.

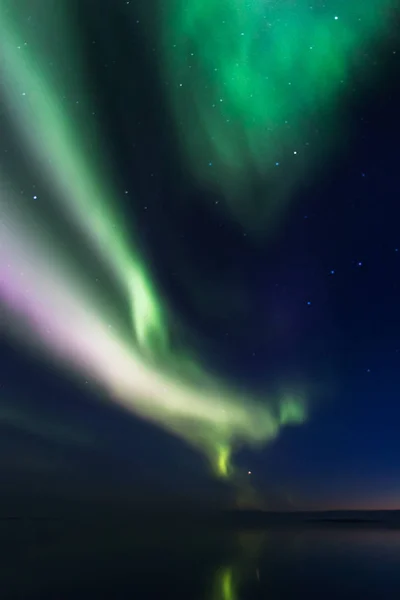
1,0,399,512
161,0,393,229
0,1,306,478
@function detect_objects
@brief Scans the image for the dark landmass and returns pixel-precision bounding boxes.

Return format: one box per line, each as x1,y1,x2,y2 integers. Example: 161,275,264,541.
2,508,400,529
216,510,400,529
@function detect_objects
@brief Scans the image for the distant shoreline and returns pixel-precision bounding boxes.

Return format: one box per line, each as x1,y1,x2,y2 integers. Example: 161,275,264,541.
1,509,400,528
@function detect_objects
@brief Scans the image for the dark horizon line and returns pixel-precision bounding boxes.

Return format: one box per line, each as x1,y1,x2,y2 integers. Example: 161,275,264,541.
1,508,400,519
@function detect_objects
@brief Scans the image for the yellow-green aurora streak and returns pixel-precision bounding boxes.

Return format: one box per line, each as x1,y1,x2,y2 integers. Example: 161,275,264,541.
0,2,305,478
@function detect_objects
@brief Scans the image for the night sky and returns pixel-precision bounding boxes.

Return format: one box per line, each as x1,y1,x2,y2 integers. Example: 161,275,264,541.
1,0,400,512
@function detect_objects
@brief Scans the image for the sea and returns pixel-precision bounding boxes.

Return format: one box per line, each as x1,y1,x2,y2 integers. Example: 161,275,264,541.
3,511,400,598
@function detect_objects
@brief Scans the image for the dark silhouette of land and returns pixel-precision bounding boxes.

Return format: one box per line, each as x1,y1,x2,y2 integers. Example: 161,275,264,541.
2,508,400,529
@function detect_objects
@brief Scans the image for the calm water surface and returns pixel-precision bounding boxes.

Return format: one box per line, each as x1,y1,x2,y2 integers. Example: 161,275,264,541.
2,521,400,598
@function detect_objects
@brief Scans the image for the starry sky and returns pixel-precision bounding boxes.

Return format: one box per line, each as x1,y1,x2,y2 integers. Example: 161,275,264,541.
1,0,400,512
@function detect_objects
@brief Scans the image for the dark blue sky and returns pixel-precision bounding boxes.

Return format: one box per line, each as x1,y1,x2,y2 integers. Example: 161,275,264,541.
1,1,400,512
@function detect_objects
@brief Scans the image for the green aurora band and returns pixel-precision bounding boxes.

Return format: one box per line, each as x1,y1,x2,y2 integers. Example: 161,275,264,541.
0,2,306,478
160,0,393,229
